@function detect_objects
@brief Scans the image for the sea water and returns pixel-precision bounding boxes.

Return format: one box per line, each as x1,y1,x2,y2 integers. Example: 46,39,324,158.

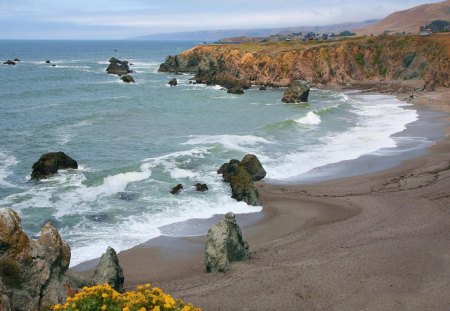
0,40,427,265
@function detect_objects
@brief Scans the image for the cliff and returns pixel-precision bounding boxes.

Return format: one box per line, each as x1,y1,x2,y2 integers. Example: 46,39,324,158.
159,35,450,91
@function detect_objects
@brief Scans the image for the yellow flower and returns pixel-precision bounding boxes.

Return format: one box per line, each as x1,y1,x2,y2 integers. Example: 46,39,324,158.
53,304,61,310
72,303,76,308
122,308,130,311
102,292,108,299
152,307,160,311
101,305,107,311
145,283,151,289
138,308,146,311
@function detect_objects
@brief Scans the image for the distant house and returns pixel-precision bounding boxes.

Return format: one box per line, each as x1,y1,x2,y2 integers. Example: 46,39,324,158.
420,30,432,36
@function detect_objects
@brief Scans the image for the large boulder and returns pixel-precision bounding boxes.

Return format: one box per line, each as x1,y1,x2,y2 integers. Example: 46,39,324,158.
0,208,89,310
168,78,178,86
106,57,132,76
282,80,310,103
92,247,124,292
205,212,250,272
218,154,265,206
31,151,78,180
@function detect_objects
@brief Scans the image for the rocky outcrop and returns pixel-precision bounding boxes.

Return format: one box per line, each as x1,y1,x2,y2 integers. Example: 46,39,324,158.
121,75,135,83
106,57,132,76
92,247,124,292
227,86,244,94
205,212,250,272
282,80,310,103
195,183,208,192
218,154,265,206
3,60,15,65
158,36,450,89
170,184,183,195
31,152,78,180
0,208,73,310
168,78,178,86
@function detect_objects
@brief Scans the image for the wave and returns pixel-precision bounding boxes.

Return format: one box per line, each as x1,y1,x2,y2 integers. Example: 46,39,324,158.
294,111,321,125
182,134,274,154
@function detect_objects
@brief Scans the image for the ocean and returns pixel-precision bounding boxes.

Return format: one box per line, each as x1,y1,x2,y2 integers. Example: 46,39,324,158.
0,40,432,266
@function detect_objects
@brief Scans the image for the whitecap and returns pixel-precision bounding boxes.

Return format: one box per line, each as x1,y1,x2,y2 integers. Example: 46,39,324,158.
294,111,321,125
182,134,274,154
0,152,18,188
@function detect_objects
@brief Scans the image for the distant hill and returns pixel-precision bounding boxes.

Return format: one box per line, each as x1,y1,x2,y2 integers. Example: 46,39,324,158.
132,21,377,41
354,0,450,35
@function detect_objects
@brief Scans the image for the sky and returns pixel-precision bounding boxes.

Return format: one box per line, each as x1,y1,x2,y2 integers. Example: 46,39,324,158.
0,0,444,39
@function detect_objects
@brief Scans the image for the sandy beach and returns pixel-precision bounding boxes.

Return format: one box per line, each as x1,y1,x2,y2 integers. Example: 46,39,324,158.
76,87,450,310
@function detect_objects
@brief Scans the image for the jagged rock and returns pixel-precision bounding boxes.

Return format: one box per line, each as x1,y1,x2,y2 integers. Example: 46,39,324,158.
13,58,20,62
106,57,132,76
92,247,124,292
205,212,250,272
195,183,208,192
46,60,51,64
3,60,15,65
227,86,244,94
282,80,310,103
168,78,178,86
170,184,183,195
0,208,91,310
121,74,135,83
218,155,264,206
31,151,78,180
240,154,266,181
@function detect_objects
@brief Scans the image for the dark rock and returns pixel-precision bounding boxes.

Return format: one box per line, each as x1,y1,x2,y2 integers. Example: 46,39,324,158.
170,184,183,195
3,60,15,65
45,60,51,64
168,78,178,86
106,57,132,76
227,86,244,94
52,64,56,67
195,183,208,192
205,212,250,272
92,247,124,292
282,80,310,103
217,159,240,182
229,166,261,206
0,208,81,309
121,75,135,83
240,154,266,181
31,152,78,180
259,86,267,90
13,58,20,62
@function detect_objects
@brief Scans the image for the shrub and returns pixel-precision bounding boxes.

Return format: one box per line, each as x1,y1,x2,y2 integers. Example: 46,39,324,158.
355,52,365,66
51,284,201,311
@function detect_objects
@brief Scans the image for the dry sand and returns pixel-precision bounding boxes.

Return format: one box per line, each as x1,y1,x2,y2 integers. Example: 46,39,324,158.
90,87,450,310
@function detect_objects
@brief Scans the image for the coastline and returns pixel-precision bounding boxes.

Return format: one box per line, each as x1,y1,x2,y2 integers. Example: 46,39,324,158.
73,86,450,310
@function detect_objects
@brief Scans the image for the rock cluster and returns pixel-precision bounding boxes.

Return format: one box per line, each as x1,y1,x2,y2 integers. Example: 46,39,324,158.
205,212,250,272
31,151,78,180
106,57,132,76
0,207,125,310
282,80,310,103
218,154,266,206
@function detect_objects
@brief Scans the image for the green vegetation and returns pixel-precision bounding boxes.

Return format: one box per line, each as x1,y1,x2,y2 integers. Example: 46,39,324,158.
355,52,365,66
421,20,450,32
339,30,356,37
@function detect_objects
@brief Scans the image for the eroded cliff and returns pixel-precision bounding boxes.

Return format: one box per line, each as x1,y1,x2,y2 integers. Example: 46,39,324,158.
159,35,450,91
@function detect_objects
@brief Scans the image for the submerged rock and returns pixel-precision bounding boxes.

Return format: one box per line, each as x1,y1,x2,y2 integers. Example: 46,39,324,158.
205,212,250,272
170,184,183,195
92,247,124,292
281,80,310,103
31,151,78,180
227,86,244,94
13,58,20,62
168,78,178,86
46,60,51,64
195,183,208,192
3,60,15,65
116,192,139,201
106,57,132,76
121,74,135,83
259,86,266,90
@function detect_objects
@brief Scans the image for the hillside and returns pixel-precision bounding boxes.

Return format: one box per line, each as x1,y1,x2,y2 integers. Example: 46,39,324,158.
355,0,450,35
159,35,450,91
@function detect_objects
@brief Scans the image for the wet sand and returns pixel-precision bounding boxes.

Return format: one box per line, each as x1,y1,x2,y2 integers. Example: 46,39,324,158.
75,87,450,310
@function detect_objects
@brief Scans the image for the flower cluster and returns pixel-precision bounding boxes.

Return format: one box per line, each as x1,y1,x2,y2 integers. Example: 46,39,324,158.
52,284,201,311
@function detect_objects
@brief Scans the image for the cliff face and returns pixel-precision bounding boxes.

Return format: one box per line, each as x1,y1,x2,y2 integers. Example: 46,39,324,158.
159,36,450,90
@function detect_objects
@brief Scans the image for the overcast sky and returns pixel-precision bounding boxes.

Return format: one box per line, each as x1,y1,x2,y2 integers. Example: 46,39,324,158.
0,0,444,39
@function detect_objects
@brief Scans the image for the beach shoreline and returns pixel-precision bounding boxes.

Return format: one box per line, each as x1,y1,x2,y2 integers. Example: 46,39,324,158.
73,85,449,310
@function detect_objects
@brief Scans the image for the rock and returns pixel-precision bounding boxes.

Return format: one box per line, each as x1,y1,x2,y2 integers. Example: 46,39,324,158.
170,184,183,195
46,60,51,64
282,80,311,103
3,60,15,65
106,57,132,76
259,86,266,90
205,212,250,272
218,155,265,206
195,183,208,192
168,78,178,86
121,74,135,83
52,64,56,67
92,247,124,292
240,154,266,181
31,151,78,180
0,208,88,310
13,58,20,62
227,86,244,94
